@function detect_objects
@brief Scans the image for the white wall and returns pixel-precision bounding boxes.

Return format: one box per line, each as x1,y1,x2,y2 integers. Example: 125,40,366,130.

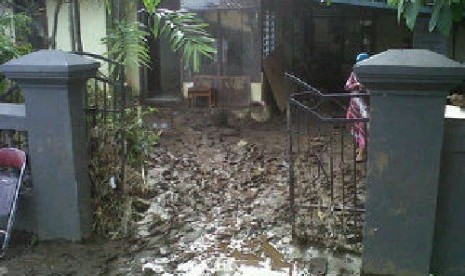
46,0,107,55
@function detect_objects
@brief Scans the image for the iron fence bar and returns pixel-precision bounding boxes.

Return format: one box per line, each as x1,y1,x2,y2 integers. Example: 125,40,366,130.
72,51,121,65
352,136,358,212
286,73,368,98
341,125,345,209
292,90,368,99
340,125,347,235
103,82,108,124
296,107,301,154
285,72,320,92
329,132,334,204
74,51,128,194
290,98,368,123
119,66,126,193
299,204,365,213
306,110,310,152
90,76,121,87
309,152,330,185
86,107,124,113
94,78,99,129
286,75,296,236
286,71,368,249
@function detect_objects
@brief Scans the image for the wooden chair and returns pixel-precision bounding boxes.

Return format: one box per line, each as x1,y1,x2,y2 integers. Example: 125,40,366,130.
188,76,216,108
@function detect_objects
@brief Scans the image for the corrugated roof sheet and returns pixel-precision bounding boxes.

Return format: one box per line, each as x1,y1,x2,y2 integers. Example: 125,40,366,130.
181,0,259,10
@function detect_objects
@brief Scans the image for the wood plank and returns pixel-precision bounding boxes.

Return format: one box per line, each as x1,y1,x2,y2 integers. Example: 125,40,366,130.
263,48,286,112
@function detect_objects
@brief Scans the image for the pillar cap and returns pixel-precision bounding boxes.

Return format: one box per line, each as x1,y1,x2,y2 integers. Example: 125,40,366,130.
354,49,465,91
0,50,100,80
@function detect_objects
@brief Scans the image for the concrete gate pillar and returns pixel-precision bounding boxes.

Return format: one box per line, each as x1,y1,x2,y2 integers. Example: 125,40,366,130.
354,49,465,275
431,106,465,274
0,50,99,240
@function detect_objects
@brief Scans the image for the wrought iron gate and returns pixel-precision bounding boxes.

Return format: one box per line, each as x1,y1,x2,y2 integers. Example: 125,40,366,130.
286,73,368,252
75,52,128,192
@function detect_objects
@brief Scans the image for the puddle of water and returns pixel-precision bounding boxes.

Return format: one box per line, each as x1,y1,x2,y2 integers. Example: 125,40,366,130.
177,258,291,276
173,234,361,275
175,251,360,275
137,201,361,275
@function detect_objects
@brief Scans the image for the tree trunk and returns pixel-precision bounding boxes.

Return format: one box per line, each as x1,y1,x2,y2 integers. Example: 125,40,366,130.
73,0,83,51
50,0,63,49
69,1,76,51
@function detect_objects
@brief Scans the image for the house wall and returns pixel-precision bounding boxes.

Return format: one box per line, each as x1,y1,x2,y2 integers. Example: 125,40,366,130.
46,0,144,94
181,7,263,105
374,13,412,52
46,0,107,55
413,17,449,55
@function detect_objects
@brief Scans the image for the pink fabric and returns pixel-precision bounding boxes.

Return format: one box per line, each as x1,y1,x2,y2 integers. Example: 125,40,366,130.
345,72,368,150
345,72,365,92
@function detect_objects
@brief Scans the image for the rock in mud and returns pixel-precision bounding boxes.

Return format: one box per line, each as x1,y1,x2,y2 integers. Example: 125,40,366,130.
309,257,328,275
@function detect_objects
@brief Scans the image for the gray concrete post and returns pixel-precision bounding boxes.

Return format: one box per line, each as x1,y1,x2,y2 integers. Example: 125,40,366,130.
354,49,465,275
431,106,465,275
0,50,99,240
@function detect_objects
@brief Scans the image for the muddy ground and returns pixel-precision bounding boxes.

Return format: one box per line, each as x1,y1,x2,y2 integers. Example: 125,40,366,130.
0,108,361,275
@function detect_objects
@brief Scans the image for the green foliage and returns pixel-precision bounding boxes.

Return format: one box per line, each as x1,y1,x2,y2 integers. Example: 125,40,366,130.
95,0,214,237
102,0,216,72
101,20,150,69
123,105,159,168
388,0,465,35
151,8,217,71
87,85,159,238
142,0,161,13
0,12,32,64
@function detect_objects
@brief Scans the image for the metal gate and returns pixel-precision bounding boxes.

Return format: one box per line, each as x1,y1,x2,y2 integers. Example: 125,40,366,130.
286,73,368,252
75,52,128,192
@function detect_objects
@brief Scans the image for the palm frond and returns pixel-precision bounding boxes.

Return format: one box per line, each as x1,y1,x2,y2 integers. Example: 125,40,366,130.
150,8,216,72
101,20,150,69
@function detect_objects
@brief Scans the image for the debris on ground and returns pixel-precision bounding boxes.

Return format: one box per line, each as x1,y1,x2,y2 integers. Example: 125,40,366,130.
2,108,361,275
105,109,361,275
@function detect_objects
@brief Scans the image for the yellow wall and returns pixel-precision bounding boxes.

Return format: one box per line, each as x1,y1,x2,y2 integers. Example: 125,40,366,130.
46,0,107,55
46,0,143,92
46,0,110,78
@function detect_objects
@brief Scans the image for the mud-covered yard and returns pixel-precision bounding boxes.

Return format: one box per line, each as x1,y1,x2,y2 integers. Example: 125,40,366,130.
0,109,360,275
